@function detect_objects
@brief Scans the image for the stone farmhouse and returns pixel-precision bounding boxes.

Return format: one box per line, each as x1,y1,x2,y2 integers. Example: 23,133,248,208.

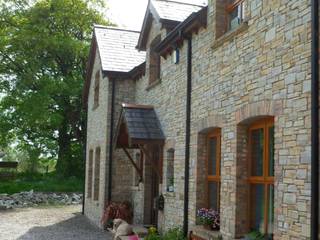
83,0,313,239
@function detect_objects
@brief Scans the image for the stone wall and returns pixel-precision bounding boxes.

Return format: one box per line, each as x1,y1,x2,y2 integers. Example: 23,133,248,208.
84,48,109,227
85,0,312,239
134,0,311,239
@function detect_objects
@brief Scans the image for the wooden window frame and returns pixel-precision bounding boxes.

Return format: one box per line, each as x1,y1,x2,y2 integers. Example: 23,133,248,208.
166,148,175,192
87,149,93,198
226,0,245,31
226,0,244,12
93,147,101,201
248,117,274,235
206,129,221,210
93,71,100,109
149,35,161,85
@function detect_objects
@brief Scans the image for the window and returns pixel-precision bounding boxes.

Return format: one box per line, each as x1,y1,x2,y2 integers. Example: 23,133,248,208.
87,149,93,198
248,118,274,237
166,149,174,192
93,147,101,201
226,0,245,31
172,49,180,64
149,35,161,85
93,71,100,109
215,0,245,39
207,129,221,211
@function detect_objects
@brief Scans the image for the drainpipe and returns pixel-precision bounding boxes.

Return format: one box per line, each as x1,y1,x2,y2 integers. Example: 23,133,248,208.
82,109,88,215
183,36,192,237
311,0,319,239
107,78,116,202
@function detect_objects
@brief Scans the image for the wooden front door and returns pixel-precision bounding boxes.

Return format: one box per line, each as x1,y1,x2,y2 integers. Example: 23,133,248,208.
150,145,160,226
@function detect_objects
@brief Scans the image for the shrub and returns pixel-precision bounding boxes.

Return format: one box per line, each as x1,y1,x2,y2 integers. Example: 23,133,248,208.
145,227,186,240
163,228,185,240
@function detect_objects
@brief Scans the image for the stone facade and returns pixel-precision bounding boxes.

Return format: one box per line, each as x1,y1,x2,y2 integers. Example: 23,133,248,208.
85,48,109,226
84,0,312,239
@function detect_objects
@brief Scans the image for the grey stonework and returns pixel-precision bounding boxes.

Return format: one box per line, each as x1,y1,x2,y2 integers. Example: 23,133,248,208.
84,0,312,239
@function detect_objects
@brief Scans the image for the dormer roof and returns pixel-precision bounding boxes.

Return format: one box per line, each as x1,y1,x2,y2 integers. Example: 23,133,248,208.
137,0,207,51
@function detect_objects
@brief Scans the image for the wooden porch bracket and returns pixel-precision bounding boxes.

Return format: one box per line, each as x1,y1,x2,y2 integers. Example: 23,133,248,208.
139,144,162,182
122,147,143,181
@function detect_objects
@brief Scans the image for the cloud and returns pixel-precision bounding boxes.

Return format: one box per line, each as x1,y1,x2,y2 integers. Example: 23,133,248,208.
106,0,148,31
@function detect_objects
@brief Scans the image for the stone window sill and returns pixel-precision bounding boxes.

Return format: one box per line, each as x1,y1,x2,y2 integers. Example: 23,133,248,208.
211,21,249,50
146,78,161,91
190,225,221,240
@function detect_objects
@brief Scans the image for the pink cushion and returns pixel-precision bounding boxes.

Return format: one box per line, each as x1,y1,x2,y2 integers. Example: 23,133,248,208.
128,235,139,240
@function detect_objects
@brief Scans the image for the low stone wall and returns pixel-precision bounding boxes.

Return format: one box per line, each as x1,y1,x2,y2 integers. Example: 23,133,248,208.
0,190,83,209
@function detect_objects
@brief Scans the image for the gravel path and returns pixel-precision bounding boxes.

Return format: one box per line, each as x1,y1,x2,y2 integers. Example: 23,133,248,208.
0,205,112,240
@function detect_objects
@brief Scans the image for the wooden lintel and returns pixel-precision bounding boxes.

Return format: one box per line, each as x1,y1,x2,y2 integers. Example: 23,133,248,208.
122,147,143,181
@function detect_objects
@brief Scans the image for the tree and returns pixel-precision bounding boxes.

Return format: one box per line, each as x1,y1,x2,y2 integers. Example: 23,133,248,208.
0,0,109,176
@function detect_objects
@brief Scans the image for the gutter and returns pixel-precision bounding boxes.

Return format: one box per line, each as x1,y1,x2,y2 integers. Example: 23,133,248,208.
183,36,192,237
107,78,116,202
155,7,207,57
311,0,319,239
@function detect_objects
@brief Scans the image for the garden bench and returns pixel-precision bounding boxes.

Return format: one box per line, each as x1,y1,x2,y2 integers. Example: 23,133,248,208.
0,161,18,180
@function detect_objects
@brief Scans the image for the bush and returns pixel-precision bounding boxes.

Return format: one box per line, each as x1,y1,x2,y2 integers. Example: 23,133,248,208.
163,228,185,240
145,228,186,240
0,171,83,194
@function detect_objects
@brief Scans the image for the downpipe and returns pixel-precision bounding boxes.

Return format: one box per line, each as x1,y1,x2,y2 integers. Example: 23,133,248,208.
183,36,192,237
311,0,319,239
107,78,116,202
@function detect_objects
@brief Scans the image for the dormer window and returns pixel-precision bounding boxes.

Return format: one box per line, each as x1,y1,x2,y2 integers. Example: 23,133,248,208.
227,0,245,31
93,71,100,109
149,35,161,85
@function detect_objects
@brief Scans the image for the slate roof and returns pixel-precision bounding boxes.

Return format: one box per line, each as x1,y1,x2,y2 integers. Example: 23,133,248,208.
123,105,165,141
151,0,206,22
94,25,146,72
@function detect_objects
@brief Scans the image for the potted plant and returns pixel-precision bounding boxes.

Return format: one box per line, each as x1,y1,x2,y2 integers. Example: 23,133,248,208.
196,208,220,231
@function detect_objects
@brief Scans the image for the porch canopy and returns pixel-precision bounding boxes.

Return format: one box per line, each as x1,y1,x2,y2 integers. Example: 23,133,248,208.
113,103,165,181
114,103,165,149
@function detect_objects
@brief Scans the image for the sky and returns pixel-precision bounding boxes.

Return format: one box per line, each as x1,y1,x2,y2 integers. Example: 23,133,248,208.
105,0,208,31
106,0,149,31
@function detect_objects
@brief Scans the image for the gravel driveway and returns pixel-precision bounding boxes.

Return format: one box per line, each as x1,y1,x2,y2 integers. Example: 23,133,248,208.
0,205,112,240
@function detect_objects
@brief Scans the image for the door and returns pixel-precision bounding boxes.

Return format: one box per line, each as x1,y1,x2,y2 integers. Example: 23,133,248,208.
150,145,160,226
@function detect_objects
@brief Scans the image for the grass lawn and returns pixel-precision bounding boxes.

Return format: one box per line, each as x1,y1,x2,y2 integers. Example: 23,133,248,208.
0,172,84,194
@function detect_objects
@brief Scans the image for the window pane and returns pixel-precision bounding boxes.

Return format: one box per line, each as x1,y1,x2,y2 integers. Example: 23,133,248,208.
269,126,274,176
251,128,264,176
208,181,219,210
267,185,274,238
229,4,242,30
208,137,217,175
250,184,265,232
166,149,174,192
